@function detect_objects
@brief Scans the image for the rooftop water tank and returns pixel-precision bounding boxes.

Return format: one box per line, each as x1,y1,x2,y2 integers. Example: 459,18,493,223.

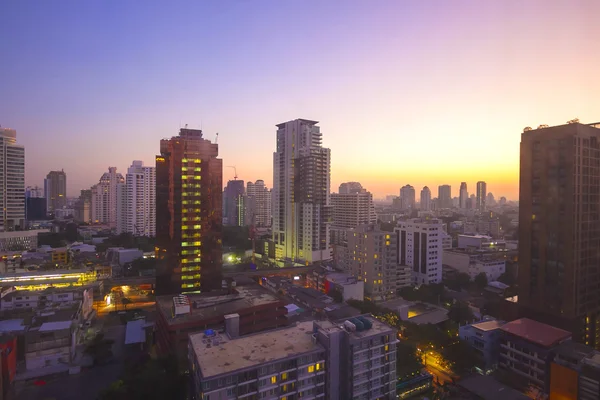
357,316,373,329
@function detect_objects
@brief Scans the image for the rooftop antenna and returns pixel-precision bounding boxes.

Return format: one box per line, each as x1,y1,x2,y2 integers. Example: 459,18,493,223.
215,132,219,144
185,124,188,129
227,166,238,180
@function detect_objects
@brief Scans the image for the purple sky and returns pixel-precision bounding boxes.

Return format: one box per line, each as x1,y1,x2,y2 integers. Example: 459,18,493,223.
1,1,599,199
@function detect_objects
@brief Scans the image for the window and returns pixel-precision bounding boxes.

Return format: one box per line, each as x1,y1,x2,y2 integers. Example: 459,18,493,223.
307,365,315,373
270,376,277,384
281,372,288,381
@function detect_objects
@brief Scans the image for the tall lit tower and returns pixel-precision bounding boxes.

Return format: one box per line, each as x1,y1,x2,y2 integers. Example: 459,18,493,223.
0,128,24,231
155,128,223,295
44,170,67,214
272,119,332,264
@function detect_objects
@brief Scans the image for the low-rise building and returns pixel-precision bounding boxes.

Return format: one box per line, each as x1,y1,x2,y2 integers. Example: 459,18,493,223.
24,320,73,371
442,249,506,281
0,287,94,320
307,267,364,301
459,319,505,371
457,234,506,250
499,318,572,393
156,285,287,362
0,230,49,252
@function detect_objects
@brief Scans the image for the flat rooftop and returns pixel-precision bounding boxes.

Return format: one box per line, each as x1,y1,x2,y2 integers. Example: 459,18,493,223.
190,321,321,379
315,314,394,340
157,285,281,326
471,320,505,332
458,374,529,400
500,318,571,348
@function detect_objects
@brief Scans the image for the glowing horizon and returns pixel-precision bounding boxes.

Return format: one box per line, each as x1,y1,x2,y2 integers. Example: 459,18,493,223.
1,1,598,201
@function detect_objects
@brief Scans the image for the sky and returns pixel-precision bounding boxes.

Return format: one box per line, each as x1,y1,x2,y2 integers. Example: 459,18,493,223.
1,1,599,200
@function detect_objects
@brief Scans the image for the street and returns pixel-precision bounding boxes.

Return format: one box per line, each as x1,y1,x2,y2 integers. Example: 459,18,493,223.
422,353,456,385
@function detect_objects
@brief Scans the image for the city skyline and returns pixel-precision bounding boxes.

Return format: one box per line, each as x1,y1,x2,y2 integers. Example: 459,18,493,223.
2,1,599,199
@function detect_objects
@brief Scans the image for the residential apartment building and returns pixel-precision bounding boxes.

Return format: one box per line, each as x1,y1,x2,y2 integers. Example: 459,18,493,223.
331,191,376,229
518,122,600,348
0,128,25,231
121,160,156,236
459,319,505,370
223,180,246,226
347,225,410,300
155,128,223,295
437,185,452,209
420,186,431,211
189,315,397,400
74,189,91,223
91,167,125,228
246,180,271,227
44,170,67,214
272,119,332,263
399,184,416,211
442,250,506,281
338,182,364,195
396,218,444,284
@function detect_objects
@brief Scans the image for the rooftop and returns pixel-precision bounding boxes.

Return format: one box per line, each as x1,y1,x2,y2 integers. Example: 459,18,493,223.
458,374,529,400
190,321,322,379
0,319,26,332
471,320,505,332
315,314,395,340
38,320,72,332
500,318,571,348
157,285,281,326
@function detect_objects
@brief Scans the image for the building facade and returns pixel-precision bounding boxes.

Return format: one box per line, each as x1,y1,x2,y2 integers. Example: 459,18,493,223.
155,128,223,295
476,181,487,211
91,167,125,228
44,170,67,214
518,122,600,348
396,218,444,285
338,182,364,195
0,128,25,231
272,119,332,263
399,184,416,211
122,160,156,236
246,180,271,227
420,186,431,211
437,185,452,209
74,189,92,223
331,191,376,229
223,180,246,227
459,182,468,210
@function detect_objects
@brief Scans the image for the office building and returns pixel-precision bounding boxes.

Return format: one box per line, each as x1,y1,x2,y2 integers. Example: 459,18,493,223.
476,181,486,211
189,315,397,400
518,122,600,348
90,167,124,228
347,225,411,300
420,186,431,211
74,189,92,223
121,160,156,236
155,128,222,295
437,184,452,209
339,182,364,195
246,180,271,227
44,170,66,214
459,182,468,209
331,190,376,229
272,119,332,263
223,180,246,226
399,184,416,211
25,187,46,221
396,218,444,284
0,128,25,231
459,319,505,370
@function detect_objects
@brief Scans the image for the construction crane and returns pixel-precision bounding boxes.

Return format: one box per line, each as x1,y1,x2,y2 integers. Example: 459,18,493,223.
227,166,238,180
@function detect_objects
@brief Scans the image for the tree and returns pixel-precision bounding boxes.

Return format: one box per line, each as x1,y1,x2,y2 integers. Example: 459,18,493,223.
442,340,479,373
444,272,471,291
396,341,423,380
474,272,488,290
497,271,515,286
447,301,474,325
85,333,115,365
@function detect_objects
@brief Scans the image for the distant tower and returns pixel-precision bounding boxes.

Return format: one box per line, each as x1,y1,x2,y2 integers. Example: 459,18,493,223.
44,170,67,214
0,128,25,231
437,185,452,209
420,186,432,211
476,181,487,211
459,182,468,209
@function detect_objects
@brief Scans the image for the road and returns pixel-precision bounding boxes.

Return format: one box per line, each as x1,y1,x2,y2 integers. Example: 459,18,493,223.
423,354,456,385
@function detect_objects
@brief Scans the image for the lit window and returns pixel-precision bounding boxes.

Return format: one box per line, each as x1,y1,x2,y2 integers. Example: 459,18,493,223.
307,365,314,373
281,372,287,380
271,376,277,384
316,363,321,371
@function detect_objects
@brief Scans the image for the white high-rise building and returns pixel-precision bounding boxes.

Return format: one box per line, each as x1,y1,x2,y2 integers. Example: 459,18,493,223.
246,180,271,227
396,218,444,285
331,190,376,229
0,128,25,231
273,119,332,263
119,161,156,236
420,186,432,211
91,167,125,228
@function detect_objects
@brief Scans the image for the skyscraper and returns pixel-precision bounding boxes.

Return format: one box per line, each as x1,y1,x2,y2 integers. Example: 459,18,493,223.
74,189,92,223
399,184,416,211
476,181,487,211
459,182,468,209
155,128,222,295
331,187,376,229
91,167,124,228
122,161,156,236
0,128,25,231
420,186,432,211
272,119,332,263
25,185,46,222
246,180,271,227
223,180,246,226
438,184,452,209
44,170,67,214
396,218,444,285
519,121,600,348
